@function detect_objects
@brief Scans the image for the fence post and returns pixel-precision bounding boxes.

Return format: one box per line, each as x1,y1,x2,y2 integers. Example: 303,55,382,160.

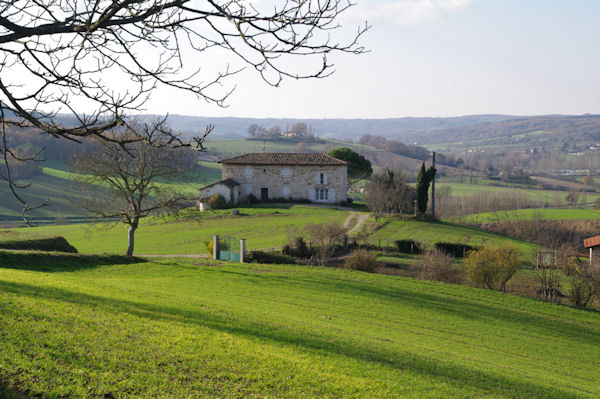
213,235,219,260
240,239,246,263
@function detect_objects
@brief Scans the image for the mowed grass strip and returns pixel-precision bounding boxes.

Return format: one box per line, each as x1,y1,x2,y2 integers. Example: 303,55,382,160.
1,205,348,255
368,218,539,259
0,254,598,398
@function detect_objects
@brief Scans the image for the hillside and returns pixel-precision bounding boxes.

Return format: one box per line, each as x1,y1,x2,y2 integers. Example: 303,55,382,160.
405,114,600,150
1,254,598,398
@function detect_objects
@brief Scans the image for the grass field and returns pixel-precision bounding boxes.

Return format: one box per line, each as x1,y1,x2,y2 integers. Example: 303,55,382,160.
0,253,598,398
0,160,222,222
368,218,539,259
437,182,600,204
0,205,349,255
457,208,600,224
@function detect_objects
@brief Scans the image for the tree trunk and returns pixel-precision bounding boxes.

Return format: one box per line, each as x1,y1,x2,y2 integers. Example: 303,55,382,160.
126,218,139,257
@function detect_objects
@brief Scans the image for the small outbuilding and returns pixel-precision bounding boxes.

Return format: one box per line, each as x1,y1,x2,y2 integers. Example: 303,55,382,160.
583,234,600,264
197,178,240,211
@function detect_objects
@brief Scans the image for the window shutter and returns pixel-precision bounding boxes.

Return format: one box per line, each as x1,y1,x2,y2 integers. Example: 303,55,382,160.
324,173,328,185
316,172,320,184
308,188,315,201
329,188,335,202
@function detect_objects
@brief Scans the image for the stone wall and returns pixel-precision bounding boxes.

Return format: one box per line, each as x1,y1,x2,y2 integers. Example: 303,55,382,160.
222,164,347,204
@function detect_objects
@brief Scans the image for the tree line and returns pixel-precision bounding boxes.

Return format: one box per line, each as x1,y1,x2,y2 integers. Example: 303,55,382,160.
247,122,320,141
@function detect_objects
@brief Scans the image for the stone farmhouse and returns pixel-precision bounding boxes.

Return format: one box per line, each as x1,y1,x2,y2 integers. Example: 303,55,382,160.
198,153,347,209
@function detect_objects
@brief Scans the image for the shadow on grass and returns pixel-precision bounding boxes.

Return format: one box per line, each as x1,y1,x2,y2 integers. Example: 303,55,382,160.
0,278,595,399
0,251,146,272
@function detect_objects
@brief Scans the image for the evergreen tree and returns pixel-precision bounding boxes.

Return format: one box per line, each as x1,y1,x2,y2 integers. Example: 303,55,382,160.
416,162,436,215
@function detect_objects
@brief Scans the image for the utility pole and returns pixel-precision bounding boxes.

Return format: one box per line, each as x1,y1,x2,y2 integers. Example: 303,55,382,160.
432,151,436,218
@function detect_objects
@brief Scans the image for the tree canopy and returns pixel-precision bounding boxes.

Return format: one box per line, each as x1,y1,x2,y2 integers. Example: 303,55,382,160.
416,162,436,215
328,147,373,181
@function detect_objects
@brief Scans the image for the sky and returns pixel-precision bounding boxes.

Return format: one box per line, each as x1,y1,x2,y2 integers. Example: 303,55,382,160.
144,0,600,119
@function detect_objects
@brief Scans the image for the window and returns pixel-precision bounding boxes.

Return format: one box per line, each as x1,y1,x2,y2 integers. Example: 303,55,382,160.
319,173,324,184
316,189,328,201
244,167,253,178
245,185,253,196
282,185,290,198
281,168,291,178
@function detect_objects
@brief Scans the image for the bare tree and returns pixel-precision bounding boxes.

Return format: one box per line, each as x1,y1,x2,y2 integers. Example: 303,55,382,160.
306,221,346,265
0,0,368,218
365,170,416,220
73,125,198,257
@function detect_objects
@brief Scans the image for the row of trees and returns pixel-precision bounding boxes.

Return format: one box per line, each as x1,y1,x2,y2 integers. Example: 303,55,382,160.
247,122,316,140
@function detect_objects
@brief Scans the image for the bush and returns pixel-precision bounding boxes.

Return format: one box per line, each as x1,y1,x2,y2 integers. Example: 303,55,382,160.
344,249,379,273
464,244,521,292
418,250,461,283
395,239,421,254
567,274,595,308
207,194,228,210
247,193,258,204
248,250,296,264
434,242,477,258
0,236,78,253
204,240,214,256
282,237,312,258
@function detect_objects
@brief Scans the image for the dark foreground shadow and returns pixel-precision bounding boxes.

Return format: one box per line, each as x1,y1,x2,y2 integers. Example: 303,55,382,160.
0,278,594,399
0,251,146,272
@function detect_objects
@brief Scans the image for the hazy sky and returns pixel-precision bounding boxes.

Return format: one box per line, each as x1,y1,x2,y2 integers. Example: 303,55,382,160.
145,0,600,119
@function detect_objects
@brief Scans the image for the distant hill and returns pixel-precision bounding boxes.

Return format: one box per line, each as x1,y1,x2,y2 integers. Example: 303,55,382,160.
403,114,600,149
160,114,522,140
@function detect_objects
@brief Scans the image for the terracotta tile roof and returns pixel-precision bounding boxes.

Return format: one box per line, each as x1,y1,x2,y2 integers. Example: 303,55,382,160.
584,235,600,248
199,178,239,191
220,153,347,166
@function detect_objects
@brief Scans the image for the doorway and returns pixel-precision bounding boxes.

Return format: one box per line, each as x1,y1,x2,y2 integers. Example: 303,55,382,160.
261,187,268,201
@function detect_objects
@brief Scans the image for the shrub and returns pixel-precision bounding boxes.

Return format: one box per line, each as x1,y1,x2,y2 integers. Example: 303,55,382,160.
207,194,227,210
434,242,477,258
464,244,521,292
204,240,214,256
247,250,296,264
418,249,461,283
344,249,378,273
567,274,595,308
535,266,561,303
282,237,312,258
247,193,258,204
395,239,421,254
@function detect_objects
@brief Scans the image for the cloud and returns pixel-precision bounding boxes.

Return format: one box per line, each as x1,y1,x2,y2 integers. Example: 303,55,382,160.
348,0,473,25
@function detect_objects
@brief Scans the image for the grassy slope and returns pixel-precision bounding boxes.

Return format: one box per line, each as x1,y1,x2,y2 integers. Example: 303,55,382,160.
1,161,222,220
0,254,598,398
368,218,539,259
458,208,600,224
0,205,348,254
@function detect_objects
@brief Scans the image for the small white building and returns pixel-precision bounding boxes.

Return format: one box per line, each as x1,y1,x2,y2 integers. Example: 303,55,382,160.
196,178,240,211
198,153,347,209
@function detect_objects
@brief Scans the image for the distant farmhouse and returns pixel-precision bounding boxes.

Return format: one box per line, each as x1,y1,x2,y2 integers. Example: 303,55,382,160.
198,153,347,209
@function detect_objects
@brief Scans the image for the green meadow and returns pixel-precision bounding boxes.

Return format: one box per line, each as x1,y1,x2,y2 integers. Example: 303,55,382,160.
368,218,539,259
0,205,349,254
457,208,600,224
0,253,598,398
